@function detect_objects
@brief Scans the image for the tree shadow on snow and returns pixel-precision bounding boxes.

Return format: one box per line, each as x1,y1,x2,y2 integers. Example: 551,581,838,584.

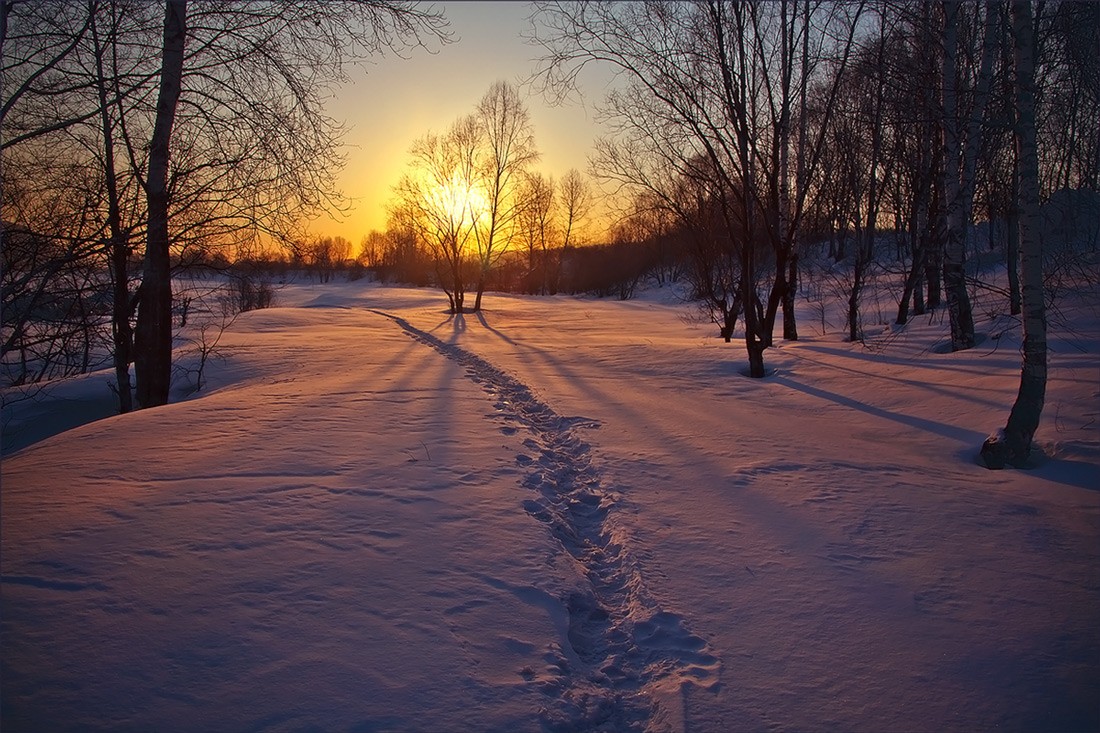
474,311,518,346
771,374,987,446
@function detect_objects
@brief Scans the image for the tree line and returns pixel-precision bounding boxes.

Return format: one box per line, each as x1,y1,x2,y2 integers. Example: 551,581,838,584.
526,0,1096,467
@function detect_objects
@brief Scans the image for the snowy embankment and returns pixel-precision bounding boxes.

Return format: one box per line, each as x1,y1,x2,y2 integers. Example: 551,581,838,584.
2,281,1098,732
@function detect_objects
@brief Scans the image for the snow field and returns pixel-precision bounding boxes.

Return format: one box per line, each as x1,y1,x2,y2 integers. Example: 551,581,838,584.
2,280,1099,732
4,304,589,731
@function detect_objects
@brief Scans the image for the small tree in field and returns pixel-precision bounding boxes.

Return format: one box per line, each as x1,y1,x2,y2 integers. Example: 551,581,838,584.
390,116,485,313
471,81,539,311
391,82,543,312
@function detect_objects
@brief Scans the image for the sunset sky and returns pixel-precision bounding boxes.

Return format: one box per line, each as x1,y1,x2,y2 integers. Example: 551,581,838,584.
307,2,616,246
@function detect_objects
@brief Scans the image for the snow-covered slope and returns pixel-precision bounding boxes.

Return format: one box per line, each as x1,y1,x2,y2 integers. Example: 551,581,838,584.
3,282,1098,732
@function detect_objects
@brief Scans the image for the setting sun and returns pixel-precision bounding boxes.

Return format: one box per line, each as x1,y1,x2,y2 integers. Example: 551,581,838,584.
427,174,489,230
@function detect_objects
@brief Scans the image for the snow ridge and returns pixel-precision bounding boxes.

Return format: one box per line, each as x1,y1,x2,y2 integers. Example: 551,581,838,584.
374,310,720,733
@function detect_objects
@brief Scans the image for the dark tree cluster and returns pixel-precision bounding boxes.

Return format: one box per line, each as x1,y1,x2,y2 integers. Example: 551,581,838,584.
530,0,1097,465
1,0,448,408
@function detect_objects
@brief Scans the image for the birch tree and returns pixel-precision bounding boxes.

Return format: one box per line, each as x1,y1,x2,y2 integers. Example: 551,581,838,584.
888,2,942,325
133,0,186,409
940,0,999,352
831,14,891,343
980,0,1046,469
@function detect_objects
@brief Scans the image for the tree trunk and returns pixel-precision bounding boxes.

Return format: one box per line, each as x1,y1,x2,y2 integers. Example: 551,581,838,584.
739,239,767,378
981,0,1046,469
848,258,863,342
912,254,926,314
945,1,998,350
775,0,796,343
941,1,975,351
745,337,766,378
453,277,464,313
784,0,810,344
782,253,798,340
720,293,742,343
1007,149,1022,315
897,217,926,325
134,0,186,409
925,212,943,309
473,273,485,312
849,221,874,342
92,8,133,413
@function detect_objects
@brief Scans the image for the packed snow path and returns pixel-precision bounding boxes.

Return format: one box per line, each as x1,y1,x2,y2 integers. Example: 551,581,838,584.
375,310,720,731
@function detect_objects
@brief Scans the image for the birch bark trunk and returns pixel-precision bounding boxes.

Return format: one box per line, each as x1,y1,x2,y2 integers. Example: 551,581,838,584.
980,0,1046,469
941,2,998,351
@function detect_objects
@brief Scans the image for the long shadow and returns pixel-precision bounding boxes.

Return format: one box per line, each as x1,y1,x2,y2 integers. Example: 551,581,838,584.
451,312,466,342
1031,458,1100,492
475,310,518,346
772,374,986,445
799,342,1020,377
352,321,425,393
777,357,1098,492
370,309,466,470
786,349,1010,412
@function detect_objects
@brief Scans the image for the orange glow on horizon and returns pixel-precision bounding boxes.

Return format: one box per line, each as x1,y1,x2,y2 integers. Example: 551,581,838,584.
300,3,619,248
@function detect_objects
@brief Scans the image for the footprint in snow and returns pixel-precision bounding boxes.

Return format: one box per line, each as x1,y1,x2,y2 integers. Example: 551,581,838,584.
377,309,719,733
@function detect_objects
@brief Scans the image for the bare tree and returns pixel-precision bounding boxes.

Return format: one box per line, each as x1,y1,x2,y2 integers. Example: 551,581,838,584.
889,2,943,326
1035,2,1100,197
391,116,484,313
940,0,999,352
517,171,556,294
471,81,539,311
133,0,186,409
2,0,450,408
827,9,892,343
1,1,138,393
359,230,387,269
533,0,862,377
980,0,1046,469
558,167,591,250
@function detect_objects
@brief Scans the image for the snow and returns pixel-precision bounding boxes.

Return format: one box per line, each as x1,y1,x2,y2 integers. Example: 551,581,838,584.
2,280,1098,732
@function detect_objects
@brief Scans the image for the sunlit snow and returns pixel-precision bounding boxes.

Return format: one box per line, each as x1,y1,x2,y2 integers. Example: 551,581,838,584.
3,281,1098,732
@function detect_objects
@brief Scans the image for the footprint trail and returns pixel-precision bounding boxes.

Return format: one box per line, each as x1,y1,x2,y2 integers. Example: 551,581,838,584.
374,310,720,732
